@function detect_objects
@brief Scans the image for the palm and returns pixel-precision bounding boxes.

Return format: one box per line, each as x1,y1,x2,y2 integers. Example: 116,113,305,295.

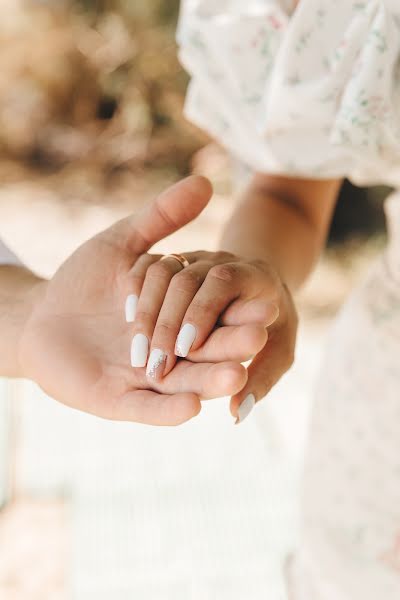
19,177,247,425
22,234,139,415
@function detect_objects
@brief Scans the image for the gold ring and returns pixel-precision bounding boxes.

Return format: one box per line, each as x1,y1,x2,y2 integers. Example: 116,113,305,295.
160,253,190,270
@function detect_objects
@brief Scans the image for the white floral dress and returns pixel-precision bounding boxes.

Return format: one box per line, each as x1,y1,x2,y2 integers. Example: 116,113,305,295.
178,1,400,599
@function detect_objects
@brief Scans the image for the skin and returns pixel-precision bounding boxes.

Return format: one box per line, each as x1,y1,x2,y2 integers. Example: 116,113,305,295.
222,173,342,416
134,173,342,417
0,0,340,423
118,0,325,419
0,174,342,425
0,177,254,426
130,250,280,376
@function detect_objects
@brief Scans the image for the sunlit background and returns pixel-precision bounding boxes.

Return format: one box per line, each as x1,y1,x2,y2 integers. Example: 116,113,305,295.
0,2,391,599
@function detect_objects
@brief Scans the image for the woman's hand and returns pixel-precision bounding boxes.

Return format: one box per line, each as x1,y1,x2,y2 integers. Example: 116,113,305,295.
17,177,248,426
128,251,280,379
229,281,297,423
129,249,297,422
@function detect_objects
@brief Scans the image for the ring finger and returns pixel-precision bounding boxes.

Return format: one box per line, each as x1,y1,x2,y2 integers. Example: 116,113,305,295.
130,256,191,368
146,260,214,379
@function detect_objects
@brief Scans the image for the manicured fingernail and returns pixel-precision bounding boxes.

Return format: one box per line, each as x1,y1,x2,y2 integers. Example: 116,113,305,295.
146,349,166,379
130,334,149,367
235,393,256,425
125,294,138,322
175,323,197,357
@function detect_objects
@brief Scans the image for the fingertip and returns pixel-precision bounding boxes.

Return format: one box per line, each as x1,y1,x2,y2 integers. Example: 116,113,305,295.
185,175,213,201
170,393,202,425
251,301,279,327
212,362,248,397
180,175,213,217
222,299,279,327
240,324,268,356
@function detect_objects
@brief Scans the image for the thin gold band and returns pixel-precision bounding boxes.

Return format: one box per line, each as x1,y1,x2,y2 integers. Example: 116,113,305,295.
160,253,190,270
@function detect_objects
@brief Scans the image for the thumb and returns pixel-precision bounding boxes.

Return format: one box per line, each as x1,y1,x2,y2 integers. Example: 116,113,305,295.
113,176,213,255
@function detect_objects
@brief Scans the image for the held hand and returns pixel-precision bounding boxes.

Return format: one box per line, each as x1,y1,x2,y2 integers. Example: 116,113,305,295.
128,250,297,421
128,251,279,379
19,177,248,426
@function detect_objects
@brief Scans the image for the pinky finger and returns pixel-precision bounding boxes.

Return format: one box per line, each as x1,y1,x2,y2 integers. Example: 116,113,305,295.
230,329,296,425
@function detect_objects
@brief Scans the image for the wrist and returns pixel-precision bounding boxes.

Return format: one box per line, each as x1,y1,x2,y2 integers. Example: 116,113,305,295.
17,276,48,379
0,266,48,378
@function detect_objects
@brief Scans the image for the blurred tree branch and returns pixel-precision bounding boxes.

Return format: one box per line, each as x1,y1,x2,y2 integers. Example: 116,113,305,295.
0,0,206,178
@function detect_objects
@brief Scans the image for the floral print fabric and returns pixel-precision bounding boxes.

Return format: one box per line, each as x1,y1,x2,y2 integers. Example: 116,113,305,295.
178,0,400,186
178,4,400,598
288,192,400,600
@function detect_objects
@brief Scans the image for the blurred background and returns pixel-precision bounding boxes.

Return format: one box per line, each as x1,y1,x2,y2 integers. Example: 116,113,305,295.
0,1,392,599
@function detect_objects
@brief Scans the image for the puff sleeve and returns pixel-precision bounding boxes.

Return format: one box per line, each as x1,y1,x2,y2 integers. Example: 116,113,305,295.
178,0,400,187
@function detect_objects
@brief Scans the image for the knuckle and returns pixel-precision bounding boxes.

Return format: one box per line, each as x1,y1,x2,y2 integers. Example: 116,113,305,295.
134,310,152,326
135,253,154,268
249,258,265,270
214,250,235,262
249,259,279,285
172,269,201,291
154,321,176,339
208,263,238,284
153,198,179,231
147,261,172,280
190,298,215,316
195,250,213,261
245,259,265,280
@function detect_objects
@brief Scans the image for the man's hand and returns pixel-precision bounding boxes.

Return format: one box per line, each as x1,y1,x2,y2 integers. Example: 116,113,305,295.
18,177,248,426
123,243,298,425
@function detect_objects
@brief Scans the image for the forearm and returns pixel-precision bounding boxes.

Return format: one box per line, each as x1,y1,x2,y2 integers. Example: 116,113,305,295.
0,266,46,378
220,174,341,291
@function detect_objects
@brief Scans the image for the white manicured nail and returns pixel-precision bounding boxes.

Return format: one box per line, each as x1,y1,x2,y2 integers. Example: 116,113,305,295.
235,394,256,425
175,323,197,357
131,334,149,367
125,294,138,322
146,349,166,379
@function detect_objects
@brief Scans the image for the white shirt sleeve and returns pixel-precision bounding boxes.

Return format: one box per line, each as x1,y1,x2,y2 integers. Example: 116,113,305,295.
0,239,23,267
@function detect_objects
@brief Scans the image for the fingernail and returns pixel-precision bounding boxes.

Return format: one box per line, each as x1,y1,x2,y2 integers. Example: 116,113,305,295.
146,349,166,379
125,294,138,322
235,393,256,425
175,323,197,357
130,334,149,367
